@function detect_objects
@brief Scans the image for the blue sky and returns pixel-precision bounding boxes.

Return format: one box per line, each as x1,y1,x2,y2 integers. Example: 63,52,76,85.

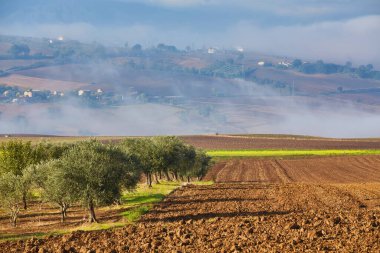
0,0,379,66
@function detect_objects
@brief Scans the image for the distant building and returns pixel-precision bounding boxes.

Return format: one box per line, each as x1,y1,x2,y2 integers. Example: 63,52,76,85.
257,61,265,66
96,88,103,94
52,91,64,97
236,47,244,52
24,91,33,98
78,90,91,96
208,48,216,54
278,61,292,67
23,90,47,98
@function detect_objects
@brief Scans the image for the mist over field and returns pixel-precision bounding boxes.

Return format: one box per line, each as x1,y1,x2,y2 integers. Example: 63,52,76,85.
0,0,380,137
1,78,380,138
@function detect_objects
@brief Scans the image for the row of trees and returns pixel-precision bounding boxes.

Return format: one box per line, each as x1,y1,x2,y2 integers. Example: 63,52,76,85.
121,137,211,187
0,137,211,226
292,59,380,80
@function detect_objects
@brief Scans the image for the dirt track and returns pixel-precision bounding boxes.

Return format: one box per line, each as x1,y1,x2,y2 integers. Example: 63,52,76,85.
205,156,380,183
181,135,380,150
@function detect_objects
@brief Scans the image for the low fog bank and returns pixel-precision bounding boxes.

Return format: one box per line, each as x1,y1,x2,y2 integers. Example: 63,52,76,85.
259,105,380,138
1,96,380,138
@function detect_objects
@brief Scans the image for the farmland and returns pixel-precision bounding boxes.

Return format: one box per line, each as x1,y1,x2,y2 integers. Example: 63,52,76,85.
0,74,87,91
207,149,380,157
181,134,380,150
0,135,380,252
0,182,182,242
1,182,379,252
204,156,380,183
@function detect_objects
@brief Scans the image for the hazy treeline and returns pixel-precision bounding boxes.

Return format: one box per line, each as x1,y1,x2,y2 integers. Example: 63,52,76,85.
290,59,380,80
0,137,211,226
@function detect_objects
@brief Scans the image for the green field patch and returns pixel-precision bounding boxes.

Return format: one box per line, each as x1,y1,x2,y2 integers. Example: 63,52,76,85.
120,182,181,223
122,205,151,222
207,149,380,157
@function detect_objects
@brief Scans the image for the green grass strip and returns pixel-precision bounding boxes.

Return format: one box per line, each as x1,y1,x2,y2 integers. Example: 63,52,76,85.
207,149,380,157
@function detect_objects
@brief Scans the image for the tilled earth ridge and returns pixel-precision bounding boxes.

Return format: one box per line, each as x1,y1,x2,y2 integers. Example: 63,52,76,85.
1,183,380,252
204,156,380,183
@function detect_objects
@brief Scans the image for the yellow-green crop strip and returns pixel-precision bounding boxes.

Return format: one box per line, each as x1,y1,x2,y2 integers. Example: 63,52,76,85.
206,149,380,157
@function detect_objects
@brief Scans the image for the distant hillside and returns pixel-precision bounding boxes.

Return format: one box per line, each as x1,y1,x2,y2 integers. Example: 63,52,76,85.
1,35,380,137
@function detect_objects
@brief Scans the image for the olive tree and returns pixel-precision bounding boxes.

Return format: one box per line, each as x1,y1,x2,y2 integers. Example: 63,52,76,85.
0,173,24,227
193,150,212,180
151,136,187,181
29,160,76,222
0,141,41,210
121,138,155,187
177,144,197,182
56,141,140,223
0,141,73,210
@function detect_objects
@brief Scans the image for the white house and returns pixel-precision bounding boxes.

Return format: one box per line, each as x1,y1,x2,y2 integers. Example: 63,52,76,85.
52,91,64,97
78,90,91,96
24,91,33,98
257,61,265,66
278,61,292,67
207,47,216,54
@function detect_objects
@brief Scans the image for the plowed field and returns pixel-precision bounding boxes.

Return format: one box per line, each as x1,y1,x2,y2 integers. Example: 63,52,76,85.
2,155,380,252
181,135,380,150
204,156,380,183
2,183,379,252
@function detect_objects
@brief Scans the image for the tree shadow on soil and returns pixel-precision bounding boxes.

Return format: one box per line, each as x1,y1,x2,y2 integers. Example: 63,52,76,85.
190,185,274,191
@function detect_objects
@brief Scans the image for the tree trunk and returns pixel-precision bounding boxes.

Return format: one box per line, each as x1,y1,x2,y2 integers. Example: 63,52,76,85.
146,172,151,187
61,207,65,223
10,206,19,227
88,200,98,223
22,193,27,210
159,171,163,180
60,203,69,223
187,176,190,183
154,173,160,184
173,172,178,181
180,175,185,181
148,173,153,188
11,213,17,227
165,171,171,181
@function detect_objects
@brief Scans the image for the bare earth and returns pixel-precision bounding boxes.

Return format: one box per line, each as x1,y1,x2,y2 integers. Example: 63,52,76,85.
181,135,380,150
204,156,380,183
0,74,87,91
1,155,380,252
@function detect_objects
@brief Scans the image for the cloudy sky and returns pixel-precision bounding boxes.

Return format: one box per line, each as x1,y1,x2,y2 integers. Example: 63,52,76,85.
0,0,379,66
